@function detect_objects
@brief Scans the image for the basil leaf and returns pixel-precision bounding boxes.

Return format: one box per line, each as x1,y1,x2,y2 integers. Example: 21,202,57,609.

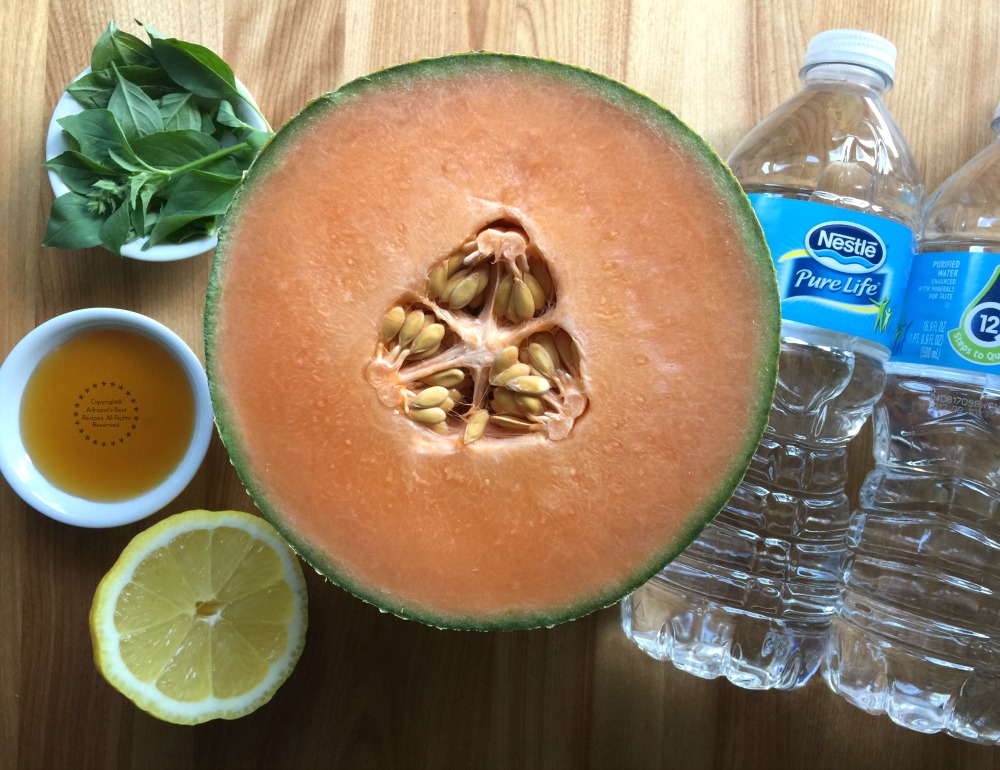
57,109,139,167
217,100,271,151
214,129,241,148
44,151,117,195
66,72,114,109
99,201,134,255
127,170,166,210
161,217,216,244
138,21,167,40
108,64,164,141
157,92,202,131
147,170,237,245
42,193,104,249
161,170,240,212
66,65,176,109
113,64,179,96
91,21,157,71
131,130,220,169
147,213,212,247
200,112,217,136
149,35,242,102
108,149,148,173
215,100,249,130
129,197,145,236
201,156,242,176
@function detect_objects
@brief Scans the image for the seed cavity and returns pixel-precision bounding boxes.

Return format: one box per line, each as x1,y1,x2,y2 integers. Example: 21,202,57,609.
366,220,587,443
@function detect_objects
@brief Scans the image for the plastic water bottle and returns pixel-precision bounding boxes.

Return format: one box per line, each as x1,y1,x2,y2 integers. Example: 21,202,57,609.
823,108,1000,743
621,29,923,690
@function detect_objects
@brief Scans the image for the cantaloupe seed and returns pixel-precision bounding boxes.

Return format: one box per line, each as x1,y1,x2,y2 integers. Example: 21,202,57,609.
380,306,406,342
364,219,589,445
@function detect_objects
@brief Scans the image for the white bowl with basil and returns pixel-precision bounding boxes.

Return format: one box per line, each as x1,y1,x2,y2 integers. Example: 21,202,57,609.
43,22,271,261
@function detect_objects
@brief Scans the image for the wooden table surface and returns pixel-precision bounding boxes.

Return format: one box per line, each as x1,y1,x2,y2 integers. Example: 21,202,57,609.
4,1,1000,768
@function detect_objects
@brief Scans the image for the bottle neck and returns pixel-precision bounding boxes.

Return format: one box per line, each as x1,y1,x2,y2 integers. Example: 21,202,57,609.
800,62,891,94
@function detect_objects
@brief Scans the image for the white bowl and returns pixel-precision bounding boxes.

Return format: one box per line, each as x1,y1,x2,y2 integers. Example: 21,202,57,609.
45,69,269,262
0,309,214,527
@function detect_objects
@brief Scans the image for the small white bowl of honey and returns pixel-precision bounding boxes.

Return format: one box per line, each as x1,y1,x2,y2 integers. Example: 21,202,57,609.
0,308,213,527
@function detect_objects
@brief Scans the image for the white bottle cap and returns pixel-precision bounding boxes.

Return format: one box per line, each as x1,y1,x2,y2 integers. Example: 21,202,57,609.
800,29,897,87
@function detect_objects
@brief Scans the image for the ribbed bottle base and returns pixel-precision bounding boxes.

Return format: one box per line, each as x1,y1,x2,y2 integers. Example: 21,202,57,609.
621,578,828,691
824,617,1000,744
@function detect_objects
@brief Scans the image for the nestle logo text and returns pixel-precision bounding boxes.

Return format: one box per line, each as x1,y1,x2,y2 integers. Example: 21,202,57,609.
813,229,879,259
805,221,886,273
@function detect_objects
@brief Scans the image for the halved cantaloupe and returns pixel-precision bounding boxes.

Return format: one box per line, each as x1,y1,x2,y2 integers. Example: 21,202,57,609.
206,54,779,630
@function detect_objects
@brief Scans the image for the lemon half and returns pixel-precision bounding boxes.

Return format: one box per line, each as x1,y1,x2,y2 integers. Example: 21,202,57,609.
90,509,308,724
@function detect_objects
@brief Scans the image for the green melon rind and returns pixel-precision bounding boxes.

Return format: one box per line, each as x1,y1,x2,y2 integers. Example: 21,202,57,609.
205,52,779,632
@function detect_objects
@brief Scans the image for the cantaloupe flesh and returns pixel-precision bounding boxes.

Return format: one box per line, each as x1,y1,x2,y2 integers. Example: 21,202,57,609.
210,61,776,627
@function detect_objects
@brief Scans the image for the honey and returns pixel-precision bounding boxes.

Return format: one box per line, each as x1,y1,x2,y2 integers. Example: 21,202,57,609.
19,329,196,502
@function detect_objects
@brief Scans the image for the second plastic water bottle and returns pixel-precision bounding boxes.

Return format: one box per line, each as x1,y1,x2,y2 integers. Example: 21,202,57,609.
824,106,1000,743
622,29,923,689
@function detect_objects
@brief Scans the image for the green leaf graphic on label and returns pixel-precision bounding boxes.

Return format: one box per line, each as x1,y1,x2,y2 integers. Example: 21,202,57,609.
949,265,1000,366
871,295,893,333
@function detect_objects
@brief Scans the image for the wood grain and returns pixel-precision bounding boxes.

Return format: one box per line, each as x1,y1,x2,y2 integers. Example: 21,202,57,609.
4,1,1000,768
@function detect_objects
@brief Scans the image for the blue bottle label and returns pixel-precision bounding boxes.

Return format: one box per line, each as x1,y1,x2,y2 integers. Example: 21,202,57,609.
749,195,915,348
894,251,1000,370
